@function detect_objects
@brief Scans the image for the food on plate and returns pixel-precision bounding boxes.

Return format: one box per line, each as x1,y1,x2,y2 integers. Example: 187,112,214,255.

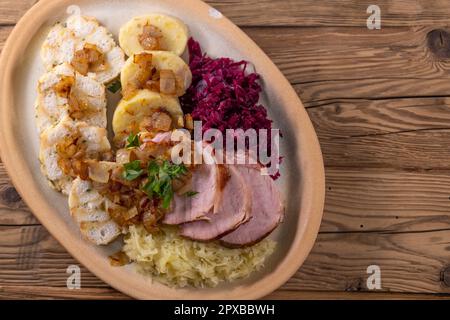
179,165,252,241
35,11,284,288
69,176,122,245
163,162,225,225
35,62,106,133
180,39,281,178
123,225,276,287
220,166,284,247
119,14,189,57
120,51,192,99
38,117,111,194
112,89,184,146
41,14,125,84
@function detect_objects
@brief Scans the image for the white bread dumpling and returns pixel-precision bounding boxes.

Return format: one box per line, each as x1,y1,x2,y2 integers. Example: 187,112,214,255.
121,51,192,97
119,14,188,57
35,63,106,134
41,14,125,84
39,117,111,194
112,89,183,144
69,177,122,245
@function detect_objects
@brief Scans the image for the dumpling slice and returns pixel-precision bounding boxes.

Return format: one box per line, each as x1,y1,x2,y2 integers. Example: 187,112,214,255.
39,117,111,194
35,62,106,134
120,51,192,98
112,89,183,146
69,177,121,245
119,14,189,57
41,14,125,84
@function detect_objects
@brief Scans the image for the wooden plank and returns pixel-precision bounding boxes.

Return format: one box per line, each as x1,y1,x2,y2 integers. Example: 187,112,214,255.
4,0,450,27
208,0,450,27
307,98,450,138
318,128,450,169
295,79,450,104
0,164,37,226
3,219,450,293
322,168,450,232
290,230,450,293
303,96,450,169
0,0,35,25
1,286,449,300
243,26,450,84
0,285,128,299
265,290,450,300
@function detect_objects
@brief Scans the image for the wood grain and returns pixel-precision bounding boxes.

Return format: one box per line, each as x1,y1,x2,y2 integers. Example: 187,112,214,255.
1,0,450,300
208,0,450,27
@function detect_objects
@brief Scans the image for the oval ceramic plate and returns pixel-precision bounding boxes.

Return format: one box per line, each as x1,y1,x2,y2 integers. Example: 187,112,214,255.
0,0,325,299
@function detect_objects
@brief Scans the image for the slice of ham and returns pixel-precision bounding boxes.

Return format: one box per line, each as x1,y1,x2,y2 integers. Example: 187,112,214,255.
219,166,284,247
163,163,220,224
179,166,252,241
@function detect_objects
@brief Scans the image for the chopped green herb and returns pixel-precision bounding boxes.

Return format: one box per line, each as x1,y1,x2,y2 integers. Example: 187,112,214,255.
126,132,140,148
142,160,188,209
107,80,122,93
122,160,143,181
184,191,199,197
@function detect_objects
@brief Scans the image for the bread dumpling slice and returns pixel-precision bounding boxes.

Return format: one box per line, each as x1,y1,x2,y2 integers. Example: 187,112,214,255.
112,89,183,145
121,51,192,98
41,14,125,84
36,62,107,134
119,14,188,57
69,177,121,245
39,117,111,194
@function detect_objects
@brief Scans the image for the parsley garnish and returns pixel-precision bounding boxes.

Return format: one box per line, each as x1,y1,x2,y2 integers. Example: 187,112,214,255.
184,191,199,197
142,160,188,209
107,80,122,93
122,160,143,181
126,133,140,148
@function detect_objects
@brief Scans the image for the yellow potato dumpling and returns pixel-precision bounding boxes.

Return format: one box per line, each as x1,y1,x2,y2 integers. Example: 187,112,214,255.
119,14,189,57
121,50,192,97
112,89,184,145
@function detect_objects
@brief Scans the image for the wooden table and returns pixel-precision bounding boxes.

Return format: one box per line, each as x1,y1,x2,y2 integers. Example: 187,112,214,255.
2,0,450,300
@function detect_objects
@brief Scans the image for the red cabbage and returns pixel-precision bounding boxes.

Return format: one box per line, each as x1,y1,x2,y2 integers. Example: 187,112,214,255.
180,38,281,179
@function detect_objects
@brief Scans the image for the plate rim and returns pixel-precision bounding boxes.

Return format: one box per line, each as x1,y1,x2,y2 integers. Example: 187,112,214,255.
0,0,325,299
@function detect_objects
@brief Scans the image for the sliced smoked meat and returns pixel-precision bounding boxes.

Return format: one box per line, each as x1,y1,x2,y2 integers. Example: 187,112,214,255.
220,166,284,247
179,166,252,241
163,163,220,224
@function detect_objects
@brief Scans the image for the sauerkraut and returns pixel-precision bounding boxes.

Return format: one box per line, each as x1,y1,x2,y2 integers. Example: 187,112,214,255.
123,225,276,287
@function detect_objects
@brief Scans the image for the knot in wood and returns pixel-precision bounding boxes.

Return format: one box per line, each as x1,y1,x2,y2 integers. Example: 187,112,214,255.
1,186,21,204
427,29,450,59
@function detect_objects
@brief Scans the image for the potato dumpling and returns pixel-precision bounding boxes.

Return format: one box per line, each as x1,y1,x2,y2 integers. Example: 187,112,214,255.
112,89,184,145
120,51,192,98
119,14,189,57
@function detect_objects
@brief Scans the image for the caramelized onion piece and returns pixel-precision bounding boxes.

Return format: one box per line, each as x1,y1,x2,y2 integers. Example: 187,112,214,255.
54,76,75,98
138,24,163,51
184,114,194,130
71,44,106,75
109,251,131,267
139,111,172,132
72,159,89,180
87,161,114,183
133,52,153,84
159,69,177,95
